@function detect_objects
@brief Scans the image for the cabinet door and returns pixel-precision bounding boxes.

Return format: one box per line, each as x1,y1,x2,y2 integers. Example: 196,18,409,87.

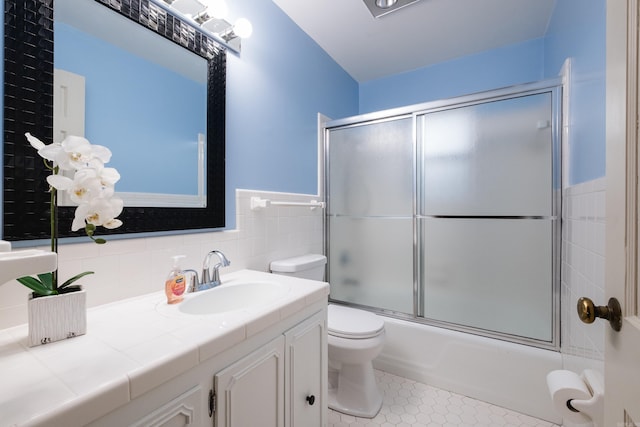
131,386,203,427
214,335,285,427
284,310,327,427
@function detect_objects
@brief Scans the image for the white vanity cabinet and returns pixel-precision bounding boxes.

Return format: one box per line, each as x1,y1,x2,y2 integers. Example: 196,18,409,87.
213,310,327,427
1,270,330,427
87,306,327,427
88,380,209,427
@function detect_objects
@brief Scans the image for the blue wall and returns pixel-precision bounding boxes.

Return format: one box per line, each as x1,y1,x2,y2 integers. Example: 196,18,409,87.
359,38,545,113
225,0,359,228
544,0,606,185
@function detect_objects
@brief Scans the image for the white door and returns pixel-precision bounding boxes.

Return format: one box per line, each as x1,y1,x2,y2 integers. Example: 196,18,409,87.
604,0,640,425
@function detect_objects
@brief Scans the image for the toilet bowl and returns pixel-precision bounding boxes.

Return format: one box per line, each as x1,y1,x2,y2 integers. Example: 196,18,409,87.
269,254,386,418
327,304,385,418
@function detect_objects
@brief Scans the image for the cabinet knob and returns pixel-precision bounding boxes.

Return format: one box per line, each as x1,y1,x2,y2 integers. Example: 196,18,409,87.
306,395,315,405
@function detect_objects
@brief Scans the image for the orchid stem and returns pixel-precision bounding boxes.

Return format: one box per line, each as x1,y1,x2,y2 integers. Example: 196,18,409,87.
51,166,58,291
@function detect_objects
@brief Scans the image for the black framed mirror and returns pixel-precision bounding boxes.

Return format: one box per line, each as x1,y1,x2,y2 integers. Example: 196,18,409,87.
3,0,226,241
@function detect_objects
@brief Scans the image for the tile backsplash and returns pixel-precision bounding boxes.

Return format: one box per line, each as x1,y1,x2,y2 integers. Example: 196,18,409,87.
561,177,606,371
0,189,324,330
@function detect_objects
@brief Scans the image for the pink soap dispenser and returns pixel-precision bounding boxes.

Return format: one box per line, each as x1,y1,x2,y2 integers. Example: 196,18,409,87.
165,255,187,304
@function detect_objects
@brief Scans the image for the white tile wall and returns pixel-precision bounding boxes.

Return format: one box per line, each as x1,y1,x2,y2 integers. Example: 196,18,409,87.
561,177,606,368
0,189,324,330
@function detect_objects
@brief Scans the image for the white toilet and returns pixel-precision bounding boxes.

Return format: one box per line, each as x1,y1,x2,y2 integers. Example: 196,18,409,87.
270,254,386,418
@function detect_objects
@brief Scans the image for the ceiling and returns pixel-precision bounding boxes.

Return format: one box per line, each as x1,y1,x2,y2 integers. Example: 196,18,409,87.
272,0,557,82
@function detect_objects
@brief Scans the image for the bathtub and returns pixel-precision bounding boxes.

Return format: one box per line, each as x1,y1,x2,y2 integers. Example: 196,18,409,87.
372,316,563,424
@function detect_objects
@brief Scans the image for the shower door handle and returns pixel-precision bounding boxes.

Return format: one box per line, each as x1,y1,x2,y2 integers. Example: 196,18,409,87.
577,297,622,332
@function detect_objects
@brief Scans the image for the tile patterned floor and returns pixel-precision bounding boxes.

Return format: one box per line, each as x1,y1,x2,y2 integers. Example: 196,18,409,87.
328,370,560,427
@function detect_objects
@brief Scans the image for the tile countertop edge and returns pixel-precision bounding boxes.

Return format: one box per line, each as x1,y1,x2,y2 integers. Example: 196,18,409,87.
2,269,330,426
20,375,131,427
127,343,201,400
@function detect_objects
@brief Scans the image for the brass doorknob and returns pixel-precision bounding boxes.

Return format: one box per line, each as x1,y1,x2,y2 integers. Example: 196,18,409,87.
577,297,622,332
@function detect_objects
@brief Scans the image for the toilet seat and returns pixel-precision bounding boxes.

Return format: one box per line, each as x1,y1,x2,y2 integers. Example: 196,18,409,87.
328,304,385,339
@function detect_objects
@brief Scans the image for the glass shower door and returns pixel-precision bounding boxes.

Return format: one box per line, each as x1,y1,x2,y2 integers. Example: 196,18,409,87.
326,117,414,314
418,93,557,341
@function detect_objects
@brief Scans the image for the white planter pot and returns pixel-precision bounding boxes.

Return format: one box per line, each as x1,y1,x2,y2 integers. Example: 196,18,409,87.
28,290,87,347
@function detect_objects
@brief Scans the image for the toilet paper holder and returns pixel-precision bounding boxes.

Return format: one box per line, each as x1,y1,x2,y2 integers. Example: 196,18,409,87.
569,370,604,425
547,369,604,427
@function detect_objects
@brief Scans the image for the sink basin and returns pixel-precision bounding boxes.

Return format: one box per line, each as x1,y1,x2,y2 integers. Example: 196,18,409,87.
178,281,289,315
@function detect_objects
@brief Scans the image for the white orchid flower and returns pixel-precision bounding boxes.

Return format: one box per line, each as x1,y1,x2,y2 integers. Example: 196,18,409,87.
25,132,124,243
37,136,111,171
98,167,120,187
25,132,46,150
32,135,93,171
57,136,95,170
84,157,106,171
46,174,74,191
38,142,64,165
26,132,64,168
72,197,124,232
71,167,120,202
67,169,102,204
89,144,113,164
25,132,114,169
103,218,123,229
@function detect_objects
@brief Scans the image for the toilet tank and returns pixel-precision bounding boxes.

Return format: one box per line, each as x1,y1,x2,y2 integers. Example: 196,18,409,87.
270,254,327,281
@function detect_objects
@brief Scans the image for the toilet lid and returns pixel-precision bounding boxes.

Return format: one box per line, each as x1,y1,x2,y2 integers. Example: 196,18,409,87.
328,304,385,339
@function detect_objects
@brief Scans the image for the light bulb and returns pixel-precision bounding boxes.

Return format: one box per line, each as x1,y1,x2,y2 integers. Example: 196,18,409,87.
233,18,252,38
375,0,397,8
201,0,228,19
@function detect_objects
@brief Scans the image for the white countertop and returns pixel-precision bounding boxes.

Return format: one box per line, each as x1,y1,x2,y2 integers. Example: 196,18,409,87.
0,270,329,427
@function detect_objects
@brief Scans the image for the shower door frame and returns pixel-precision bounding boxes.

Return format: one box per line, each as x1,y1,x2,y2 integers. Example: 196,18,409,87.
324,79,562,351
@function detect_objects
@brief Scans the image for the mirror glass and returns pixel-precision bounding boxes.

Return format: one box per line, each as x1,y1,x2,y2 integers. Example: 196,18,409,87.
2,0,226,241
55,0,208,207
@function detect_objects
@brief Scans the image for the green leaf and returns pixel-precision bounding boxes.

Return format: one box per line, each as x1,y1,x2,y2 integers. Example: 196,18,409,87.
59,271,94,289
36,272,54,289
58,285,82,294
16,276,57,296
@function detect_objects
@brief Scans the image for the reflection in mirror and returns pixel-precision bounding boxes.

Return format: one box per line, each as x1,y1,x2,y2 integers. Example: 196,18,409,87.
55,0,207,208
3,0,226,241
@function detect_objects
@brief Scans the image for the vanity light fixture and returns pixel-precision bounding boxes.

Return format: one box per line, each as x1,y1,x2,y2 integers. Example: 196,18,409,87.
363,0,423,18
157,0,252,53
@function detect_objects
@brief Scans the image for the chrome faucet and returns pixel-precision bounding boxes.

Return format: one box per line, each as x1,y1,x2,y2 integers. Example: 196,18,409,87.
183,250,231,293
200,250,231,289
183,269,200,293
